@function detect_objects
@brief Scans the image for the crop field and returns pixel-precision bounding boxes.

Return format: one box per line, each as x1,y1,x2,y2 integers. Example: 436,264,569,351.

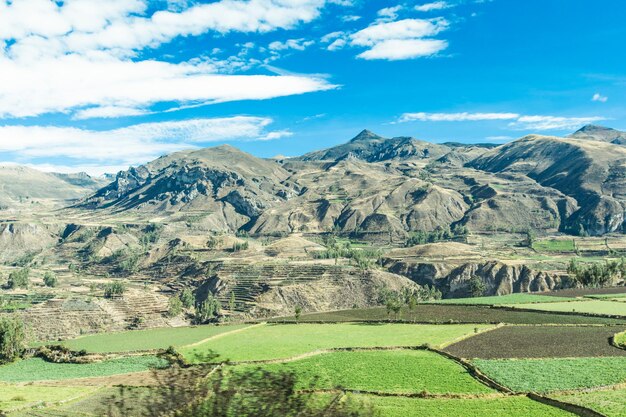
179,323,493,363
428,293,576,305
586,293,626,299
510,299,626,316
444,325,626,359
364,395,576,417
551,387,626,417
473,357,626,392
271,305,626,325
0,356,166,383
59,323,251,353
0,385,94,412
540,286,626,298
532,239,576,252
245,350,493,394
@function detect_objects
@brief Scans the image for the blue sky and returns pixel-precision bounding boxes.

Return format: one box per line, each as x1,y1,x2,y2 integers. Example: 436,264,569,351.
0,0,624,174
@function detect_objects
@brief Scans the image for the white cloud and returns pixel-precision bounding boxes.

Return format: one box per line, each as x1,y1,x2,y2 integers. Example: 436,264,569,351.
268,38,315,52
377,5,403,22
398,111,606,131
0,0,341,119
399,112,520,122
415,1,452,12
350,18,449,60
592,93,608,103
341,15,361,22
509,115,606,131
0,116,290,170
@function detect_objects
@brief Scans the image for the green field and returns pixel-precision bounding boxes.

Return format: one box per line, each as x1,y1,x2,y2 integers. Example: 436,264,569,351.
532,239,575,252
180,323,493,363
247,350,493,394
365,395,576,417
474,357,626,392
59,324,250,353
0,385,94,411
509,300,626,316
586,293,626,299
428,293,575,305
552,387,626,417
0,356,166,383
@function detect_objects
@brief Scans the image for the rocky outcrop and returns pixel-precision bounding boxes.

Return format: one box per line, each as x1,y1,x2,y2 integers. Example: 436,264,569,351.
385,259,567,298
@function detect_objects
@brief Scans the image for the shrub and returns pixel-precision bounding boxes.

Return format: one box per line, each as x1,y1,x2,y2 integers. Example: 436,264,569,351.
232,241,249,252
0,315,26,363
167,297,183,318
103,281,126,298
468,277,486,298
43,271,58,287
7,268,30,289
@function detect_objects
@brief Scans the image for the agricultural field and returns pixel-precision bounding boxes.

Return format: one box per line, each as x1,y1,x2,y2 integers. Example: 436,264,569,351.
428,293,576,305
0,356,166,383
179,323,493,363
586,293,626,299
532,239,576,252
272,305,626,324
473,357,626,392
551,387,626,417
444,325,626,359
510,299,626,316
0,385,95,412
540,286,626,298
246,349,493,394
58,323,251,353
364,395,576,417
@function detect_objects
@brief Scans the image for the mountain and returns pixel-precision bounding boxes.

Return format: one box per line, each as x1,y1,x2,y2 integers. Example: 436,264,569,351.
78,145,293,230
51,172,109,190
298,129,451,162
569,124,626,145
0,165,98,210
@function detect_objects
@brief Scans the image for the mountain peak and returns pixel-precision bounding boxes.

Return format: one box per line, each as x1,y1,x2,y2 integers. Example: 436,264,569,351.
574,124,616,134
570,124,626,145
350,129,383,142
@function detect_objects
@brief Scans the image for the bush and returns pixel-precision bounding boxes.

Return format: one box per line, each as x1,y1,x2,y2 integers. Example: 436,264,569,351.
232,241,249,252
43,271,58,287
167,297,183,318
468,277,486,298
103,281,126,298
7,268,30,289
0,316,26,363
405,225,468,247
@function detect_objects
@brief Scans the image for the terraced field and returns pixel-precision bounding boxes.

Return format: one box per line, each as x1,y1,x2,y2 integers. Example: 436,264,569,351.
474,357,626,392
58,323,251,353
551,387,626,417
444,325,626,359
510,299,626,316
245,349,493,394
272,305,626,324
180,323,493,363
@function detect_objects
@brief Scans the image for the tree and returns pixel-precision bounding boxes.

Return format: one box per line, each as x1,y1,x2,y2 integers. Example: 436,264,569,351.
7,268,30,289
229,291,236,312
294,305,302,323
386,299,402,320
43,271,58,287
468,277,486,298
194,295,221,324
167,297,183,318
0,316,26,363
523,229,535,248
180,288,195,309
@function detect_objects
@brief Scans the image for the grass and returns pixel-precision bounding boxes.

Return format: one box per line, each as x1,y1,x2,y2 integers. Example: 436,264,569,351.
0,356,167,383
444,325,626,359
552,387,626,417
58,323,250,353
509,300,626,316
271,305,626,325
365,395,576,417
474,357,626,392
244,350,493,394
180,323,493,363
428,293,576,305
0,385,94,411
532,239,575,252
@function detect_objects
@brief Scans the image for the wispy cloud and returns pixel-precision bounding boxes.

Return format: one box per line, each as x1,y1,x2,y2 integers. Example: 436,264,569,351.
398,111,606,131
415,1,453,12
0,116,290,172
592,93,608,103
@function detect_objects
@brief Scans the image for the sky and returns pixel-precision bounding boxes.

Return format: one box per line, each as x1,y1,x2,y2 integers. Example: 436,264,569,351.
0,0,625,175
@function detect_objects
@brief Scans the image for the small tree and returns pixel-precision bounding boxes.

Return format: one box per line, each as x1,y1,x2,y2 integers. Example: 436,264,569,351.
229,291,236,312
43,271,58,288
104,282,126,298
294,305,302,323
468,277,486,298
167,297,183,318
7,268,30,289
180,288,195,309
0,316,26,363
194,295,221,324
523,229,535,248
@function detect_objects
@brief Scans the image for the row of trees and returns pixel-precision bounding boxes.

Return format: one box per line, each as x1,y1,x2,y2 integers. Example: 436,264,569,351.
405,224,468,247
1,269,58,289
567,258,626,287
167,288,223,324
